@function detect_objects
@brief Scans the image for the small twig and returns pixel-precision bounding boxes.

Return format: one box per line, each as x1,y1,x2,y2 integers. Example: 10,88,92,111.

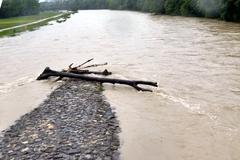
68,63,74,69
77,58,94,69
132,84,152,92
82,63,108,69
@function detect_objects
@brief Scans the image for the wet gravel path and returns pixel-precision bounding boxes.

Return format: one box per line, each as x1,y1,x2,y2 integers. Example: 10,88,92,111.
0,80,120,160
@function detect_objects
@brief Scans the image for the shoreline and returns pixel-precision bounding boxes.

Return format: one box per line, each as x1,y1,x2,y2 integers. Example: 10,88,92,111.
0,80,120,159
0,12,72,37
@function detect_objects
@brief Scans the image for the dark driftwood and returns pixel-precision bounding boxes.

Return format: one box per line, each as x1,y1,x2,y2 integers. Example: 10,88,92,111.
64,60,111,76
56,60,111,81
69,69,112,76
55,69,111,81
37,67,158,92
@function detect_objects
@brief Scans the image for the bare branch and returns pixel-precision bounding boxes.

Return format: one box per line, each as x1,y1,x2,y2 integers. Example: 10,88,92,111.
77,58,94,69
37,67,157,92
82,62,108,69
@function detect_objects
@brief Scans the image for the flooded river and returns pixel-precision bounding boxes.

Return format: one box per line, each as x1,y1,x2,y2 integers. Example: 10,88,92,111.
0,10,240,160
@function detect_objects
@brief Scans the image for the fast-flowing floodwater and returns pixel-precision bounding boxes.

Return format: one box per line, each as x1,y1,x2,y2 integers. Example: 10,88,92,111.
0,10,240,160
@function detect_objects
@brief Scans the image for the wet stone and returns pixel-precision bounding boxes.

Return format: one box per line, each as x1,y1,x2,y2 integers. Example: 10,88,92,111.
0,80,120,159
68,148,81,155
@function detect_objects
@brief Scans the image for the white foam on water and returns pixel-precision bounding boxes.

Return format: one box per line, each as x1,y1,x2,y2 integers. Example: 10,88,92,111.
154,88,218,120
0,76,35,94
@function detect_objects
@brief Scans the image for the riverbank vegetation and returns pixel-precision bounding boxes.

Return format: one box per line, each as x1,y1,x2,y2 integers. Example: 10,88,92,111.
0,0,40,18
0,12,71,37
0,0,239,22
0,0,73,37
40,0,240,22
0,12,59,29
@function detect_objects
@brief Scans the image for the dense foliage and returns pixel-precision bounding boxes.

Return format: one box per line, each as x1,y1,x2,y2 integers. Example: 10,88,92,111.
0,0,39,18
40,0,240,22
0,0,239,22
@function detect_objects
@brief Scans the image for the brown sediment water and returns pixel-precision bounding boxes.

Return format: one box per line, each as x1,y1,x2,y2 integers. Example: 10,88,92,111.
0,10,240,160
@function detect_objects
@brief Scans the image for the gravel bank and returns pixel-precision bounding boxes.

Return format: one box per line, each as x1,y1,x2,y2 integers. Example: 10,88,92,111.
0,80,120,160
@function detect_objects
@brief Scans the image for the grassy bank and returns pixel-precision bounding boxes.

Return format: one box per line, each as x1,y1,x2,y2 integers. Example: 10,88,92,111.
0,12,71,37
0,12,60,29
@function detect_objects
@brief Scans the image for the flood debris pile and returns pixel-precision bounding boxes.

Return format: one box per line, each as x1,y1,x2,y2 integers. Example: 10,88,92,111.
0,80,120,160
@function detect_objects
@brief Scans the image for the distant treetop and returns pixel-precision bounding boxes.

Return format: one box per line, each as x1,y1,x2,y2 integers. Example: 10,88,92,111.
0,0,40,18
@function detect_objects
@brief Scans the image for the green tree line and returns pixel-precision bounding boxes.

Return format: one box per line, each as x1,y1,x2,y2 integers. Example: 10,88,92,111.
0,0,239,22
40,0,240,22
0,0,39,18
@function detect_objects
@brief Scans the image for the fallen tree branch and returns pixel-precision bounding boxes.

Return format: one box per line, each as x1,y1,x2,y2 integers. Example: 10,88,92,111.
57,60,111,81
64,60,110,76
55,69,111,81
37,67,158,92
69,69,112,76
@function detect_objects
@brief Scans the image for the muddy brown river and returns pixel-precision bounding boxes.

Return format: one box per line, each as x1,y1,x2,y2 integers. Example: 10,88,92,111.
0,10,240,160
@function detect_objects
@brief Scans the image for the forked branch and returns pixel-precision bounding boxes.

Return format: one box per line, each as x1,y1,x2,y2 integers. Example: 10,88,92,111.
37,67,158,92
